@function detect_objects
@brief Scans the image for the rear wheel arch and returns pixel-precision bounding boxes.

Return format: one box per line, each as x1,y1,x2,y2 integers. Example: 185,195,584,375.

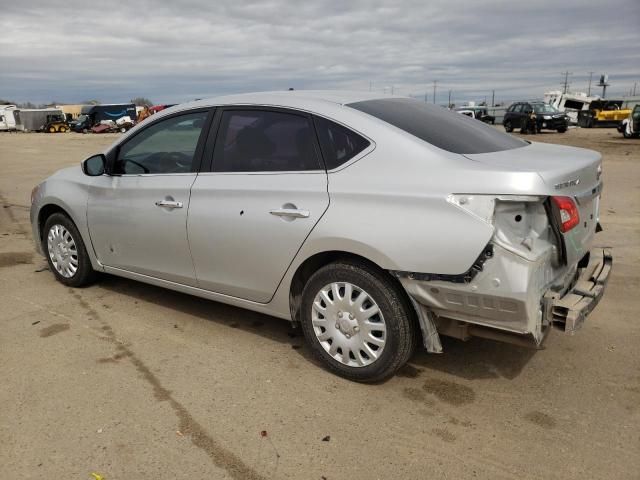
288,250,418,326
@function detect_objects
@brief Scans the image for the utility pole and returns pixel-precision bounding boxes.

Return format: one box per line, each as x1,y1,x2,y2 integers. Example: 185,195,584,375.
562,71,572,94
424,91,428,103
448,90,452,107
432,80,437,105
587,72,594,96
634,82,637,96
369,81,372,92
491,90,495,107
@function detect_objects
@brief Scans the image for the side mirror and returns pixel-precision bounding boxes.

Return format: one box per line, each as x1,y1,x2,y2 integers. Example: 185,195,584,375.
82,154,106,176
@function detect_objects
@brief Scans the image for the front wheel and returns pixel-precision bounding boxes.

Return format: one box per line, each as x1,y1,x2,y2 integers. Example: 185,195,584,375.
557,128,567,133
43,213,97,287
300,261,417,382
504,120,513,132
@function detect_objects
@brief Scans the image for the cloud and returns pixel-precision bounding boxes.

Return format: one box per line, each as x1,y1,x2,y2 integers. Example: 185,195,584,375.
1,0,639,104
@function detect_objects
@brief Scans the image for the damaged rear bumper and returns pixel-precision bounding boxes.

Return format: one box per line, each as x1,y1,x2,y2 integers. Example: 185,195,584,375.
398,247,612,352
544,248,612,333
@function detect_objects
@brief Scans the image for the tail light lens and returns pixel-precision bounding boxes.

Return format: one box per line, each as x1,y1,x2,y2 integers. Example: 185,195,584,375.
551,196,580,232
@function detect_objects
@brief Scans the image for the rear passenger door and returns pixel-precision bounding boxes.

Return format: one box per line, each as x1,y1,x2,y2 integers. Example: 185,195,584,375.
187,107,329,303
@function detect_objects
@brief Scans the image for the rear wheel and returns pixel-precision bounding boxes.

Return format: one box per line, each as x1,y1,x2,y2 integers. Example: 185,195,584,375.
504,120,513,132
557,127,567,133
43,213,97,287
48,126,56,133
299,261,417,382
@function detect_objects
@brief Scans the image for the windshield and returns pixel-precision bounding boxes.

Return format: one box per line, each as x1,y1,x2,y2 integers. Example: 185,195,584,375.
532,104,559,114
348,98,526,154
76,114,88,123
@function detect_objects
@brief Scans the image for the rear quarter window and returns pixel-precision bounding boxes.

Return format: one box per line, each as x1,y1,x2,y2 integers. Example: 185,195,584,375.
313,116,370,170
348,98,526,154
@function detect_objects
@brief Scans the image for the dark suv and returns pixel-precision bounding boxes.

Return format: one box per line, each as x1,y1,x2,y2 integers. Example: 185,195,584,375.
503,102,569,133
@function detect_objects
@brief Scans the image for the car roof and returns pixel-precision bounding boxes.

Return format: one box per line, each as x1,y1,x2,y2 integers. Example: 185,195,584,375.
177,90,397,111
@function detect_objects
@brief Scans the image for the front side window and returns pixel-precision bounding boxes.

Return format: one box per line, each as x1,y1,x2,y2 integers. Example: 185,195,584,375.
114,111,208,174
212,110,321,172
313,116,370,170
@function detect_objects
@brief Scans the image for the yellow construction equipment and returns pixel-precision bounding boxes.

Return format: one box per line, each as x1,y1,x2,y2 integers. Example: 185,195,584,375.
578,100,631,128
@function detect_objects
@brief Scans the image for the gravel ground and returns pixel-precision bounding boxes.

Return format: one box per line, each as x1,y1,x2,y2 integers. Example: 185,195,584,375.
0,128,638,480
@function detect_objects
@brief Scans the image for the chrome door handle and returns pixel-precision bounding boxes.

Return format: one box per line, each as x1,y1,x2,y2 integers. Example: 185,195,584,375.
269,208,310,218
155,200,183,209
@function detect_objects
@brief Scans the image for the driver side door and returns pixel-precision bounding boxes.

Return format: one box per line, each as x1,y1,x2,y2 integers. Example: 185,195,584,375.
87,109,211,286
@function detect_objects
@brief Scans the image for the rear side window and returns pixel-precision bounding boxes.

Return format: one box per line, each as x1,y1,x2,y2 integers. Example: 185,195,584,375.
313,116,370,170
213,110,321,172
348,98,526,154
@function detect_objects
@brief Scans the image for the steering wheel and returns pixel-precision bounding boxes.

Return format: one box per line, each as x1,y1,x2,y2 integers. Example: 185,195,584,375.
123,158,150,174
145,151,192,173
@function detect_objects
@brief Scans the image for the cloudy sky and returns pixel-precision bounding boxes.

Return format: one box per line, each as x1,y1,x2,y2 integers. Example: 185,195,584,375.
1,0,639,105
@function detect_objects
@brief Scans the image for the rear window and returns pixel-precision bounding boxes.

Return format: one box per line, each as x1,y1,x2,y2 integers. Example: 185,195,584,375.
348,98,526,154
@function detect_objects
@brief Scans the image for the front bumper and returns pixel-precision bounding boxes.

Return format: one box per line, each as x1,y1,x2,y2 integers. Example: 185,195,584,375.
544,248,612,333
539,118,568,130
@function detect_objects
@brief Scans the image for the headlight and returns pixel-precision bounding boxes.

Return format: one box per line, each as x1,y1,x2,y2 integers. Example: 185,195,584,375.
543,115,552,120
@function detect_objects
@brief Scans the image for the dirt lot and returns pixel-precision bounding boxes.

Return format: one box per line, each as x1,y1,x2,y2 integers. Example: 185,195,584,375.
1,128,639,480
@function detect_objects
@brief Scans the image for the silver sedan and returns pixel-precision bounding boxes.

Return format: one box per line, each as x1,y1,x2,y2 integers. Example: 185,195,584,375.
30,91,611,382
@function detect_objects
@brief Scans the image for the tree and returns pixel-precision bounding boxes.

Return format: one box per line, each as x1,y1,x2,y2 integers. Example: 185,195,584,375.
131,97,153,107
81,99,101,105
0,99,15,105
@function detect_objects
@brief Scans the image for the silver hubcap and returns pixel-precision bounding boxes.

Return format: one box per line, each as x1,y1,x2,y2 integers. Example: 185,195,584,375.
312,282,387,367
47,224,78,278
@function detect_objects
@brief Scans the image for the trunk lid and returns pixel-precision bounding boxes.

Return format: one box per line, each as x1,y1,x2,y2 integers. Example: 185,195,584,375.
464,142,603,266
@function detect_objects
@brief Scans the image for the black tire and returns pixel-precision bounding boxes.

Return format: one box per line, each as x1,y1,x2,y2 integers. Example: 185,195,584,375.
557,128,567,133
299,260,418,383
43,213,97,287
504,120,513,132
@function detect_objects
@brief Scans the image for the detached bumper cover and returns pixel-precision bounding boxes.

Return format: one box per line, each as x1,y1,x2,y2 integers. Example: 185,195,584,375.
545,248,612,333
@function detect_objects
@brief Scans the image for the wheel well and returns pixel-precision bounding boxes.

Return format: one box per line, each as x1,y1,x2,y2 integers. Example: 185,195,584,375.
288,251,414,325
37,204,69,242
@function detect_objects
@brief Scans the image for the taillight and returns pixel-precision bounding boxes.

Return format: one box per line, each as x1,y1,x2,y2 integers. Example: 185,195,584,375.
551,196,579,232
